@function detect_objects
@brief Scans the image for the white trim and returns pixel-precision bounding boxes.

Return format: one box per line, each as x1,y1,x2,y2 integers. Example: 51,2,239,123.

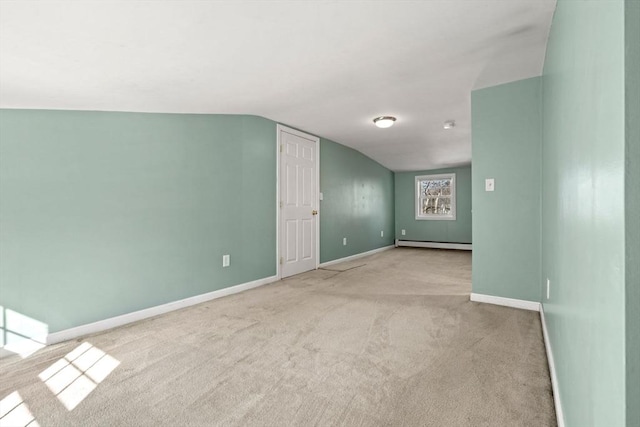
540,304,565,427
318,245,394,268
396,239,472,250
46,275,278,345
276,126,281,280
470,293,541,311
316,136,320,270
276,124,320,278
471,294,563,426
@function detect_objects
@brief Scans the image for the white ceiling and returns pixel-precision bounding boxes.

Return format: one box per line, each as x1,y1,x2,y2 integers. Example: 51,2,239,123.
0,0,556,171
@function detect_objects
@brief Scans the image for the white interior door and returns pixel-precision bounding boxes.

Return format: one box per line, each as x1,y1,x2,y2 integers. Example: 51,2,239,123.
279,126,318,278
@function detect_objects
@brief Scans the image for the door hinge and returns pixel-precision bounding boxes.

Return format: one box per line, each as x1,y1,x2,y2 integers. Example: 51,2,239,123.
279,257,283,265
280,201,283,208
280,144,283,153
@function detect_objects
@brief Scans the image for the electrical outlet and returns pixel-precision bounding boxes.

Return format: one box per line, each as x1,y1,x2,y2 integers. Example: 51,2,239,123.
401,229,406,236
546,278,550,299
223,255,230,267
343,237,347,246
381,231,384,237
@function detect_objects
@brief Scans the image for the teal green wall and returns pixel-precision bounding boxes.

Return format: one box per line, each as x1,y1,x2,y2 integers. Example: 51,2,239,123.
0,110,276,332
541,1,628,425
625,1,639,424
471,77,542,302
470,2,636,424
394,166,471,243
0,110,396,335
319,138,394,263
0,110,277,333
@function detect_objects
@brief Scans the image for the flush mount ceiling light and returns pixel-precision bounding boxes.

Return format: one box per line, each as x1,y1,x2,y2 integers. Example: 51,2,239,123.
373,116,396,128
443,120,456,129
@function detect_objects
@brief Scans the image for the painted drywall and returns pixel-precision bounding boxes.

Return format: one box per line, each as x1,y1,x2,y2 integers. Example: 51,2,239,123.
394,166,471,243
625,2,640,425
625,0,639,424
541,1,628,425
0,111,278,334
319,138,394,263
471,77,541,302
0,110,397,337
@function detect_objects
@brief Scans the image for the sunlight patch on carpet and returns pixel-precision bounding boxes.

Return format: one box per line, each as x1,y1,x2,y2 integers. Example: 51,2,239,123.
39,342,120,411
0,391,40,426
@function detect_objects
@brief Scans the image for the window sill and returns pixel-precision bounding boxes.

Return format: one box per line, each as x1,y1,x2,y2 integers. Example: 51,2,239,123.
415,216,457,221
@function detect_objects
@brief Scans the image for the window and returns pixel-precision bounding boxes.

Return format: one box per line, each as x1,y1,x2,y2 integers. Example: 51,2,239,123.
415,173,456,220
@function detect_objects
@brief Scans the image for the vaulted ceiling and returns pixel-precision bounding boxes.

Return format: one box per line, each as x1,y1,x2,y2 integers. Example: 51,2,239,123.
0,1,556,171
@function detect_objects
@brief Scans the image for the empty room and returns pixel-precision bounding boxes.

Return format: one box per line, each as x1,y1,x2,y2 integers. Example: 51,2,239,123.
0,1,637,426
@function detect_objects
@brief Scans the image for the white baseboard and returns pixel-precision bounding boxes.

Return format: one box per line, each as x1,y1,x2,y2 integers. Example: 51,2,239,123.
540,304,565,427
318,245,394,268
471,294,562,426
470,293,541,311
46,274,278,345
396,240,472,250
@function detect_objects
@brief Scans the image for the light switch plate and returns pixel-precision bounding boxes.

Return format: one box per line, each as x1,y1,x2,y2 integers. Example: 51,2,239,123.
485,178,495,192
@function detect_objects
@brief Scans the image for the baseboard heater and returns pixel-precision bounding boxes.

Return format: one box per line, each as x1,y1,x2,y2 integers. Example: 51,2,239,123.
395,239,472,250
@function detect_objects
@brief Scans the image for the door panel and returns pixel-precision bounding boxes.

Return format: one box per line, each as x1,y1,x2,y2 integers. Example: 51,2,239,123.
302,219,313,260
302,145,313,161
280,128,317,278
302,166,313,206
286,141,298,157
286,164,298,206
285,220,298,262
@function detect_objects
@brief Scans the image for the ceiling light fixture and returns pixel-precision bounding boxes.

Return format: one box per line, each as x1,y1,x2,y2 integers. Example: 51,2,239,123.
443,120,456,129
373,116,396,128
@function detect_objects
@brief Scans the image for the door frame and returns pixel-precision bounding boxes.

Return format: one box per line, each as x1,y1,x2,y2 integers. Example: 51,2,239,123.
276,124,320,280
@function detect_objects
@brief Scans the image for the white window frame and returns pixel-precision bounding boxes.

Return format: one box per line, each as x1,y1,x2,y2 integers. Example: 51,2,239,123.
415,173,456,221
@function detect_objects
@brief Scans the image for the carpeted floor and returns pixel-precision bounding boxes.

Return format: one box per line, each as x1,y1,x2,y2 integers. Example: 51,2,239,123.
0,248,556,426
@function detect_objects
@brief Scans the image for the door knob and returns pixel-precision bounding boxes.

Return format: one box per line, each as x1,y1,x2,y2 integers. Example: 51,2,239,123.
312,210,318,215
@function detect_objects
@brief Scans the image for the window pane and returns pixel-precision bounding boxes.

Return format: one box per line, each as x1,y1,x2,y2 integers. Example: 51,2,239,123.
422,196,451,215
420,178,452,215
416,174,455,219
421,178,451,198
439,197,451,214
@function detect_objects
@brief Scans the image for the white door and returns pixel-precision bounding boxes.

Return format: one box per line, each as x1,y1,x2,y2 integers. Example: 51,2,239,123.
279,126,318,278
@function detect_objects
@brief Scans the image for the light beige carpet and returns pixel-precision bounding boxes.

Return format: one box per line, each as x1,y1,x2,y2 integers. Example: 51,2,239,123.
0,248,556,426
